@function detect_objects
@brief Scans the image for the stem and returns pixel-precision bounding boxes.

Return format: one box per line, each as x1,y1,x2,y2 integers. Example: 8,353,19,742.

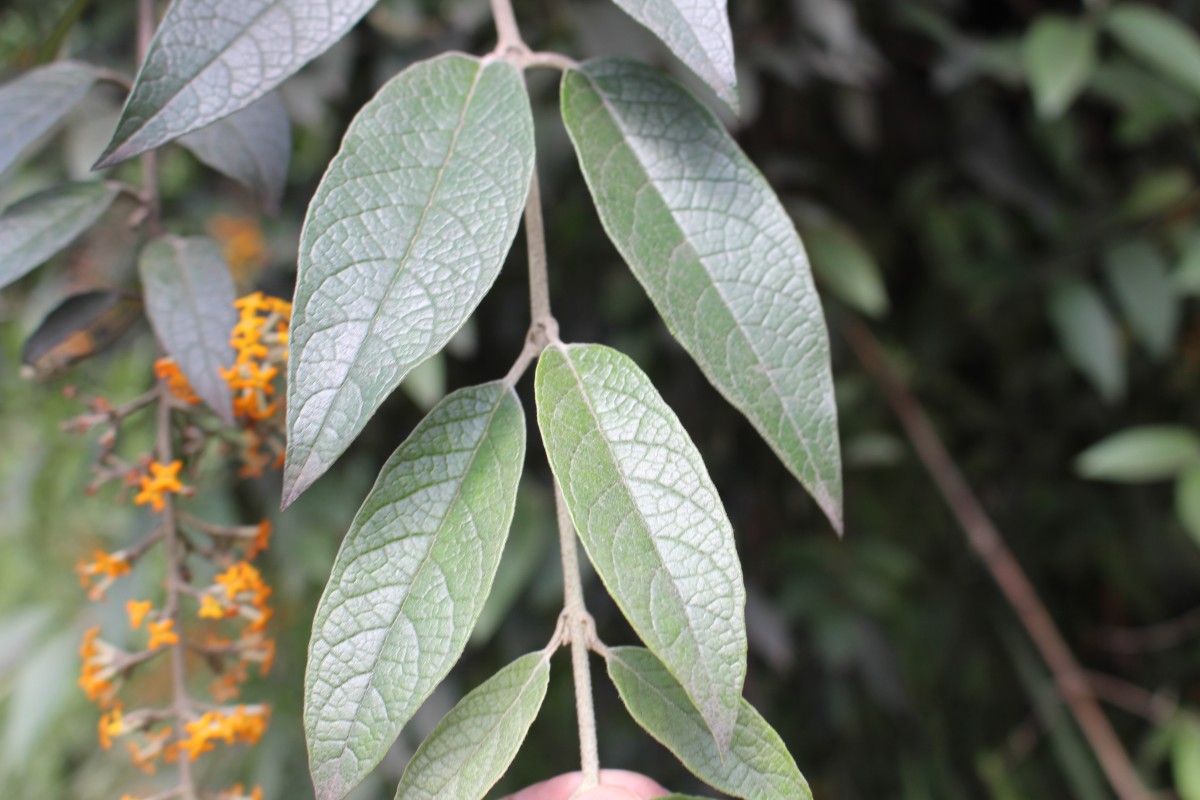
554,482,601,794
842,318,1149,800
489,0,524,52
155,384,197,800
526,169,552,330
136,0,161,236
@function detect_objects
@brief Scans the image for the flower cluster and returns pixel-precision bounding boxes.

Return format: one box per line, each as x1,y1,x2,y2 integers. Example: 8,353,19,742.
69,294,291,799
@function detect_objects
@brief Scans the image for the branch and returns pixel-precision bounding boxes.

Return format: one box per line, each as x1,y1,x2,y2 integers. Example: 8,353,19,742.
1093,607,1200,654
842,318,1150,800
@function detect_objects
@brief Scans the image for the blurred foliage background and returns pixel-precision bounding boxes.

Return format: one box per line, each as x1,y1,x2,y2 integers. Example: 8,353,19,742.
3,0,1200,797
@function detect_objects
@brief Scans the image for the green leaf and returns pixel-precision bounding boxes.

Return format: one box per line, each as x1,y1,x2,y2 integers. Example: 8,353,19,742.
607,646,811,800
1023,15,1096,118
305,381,525,800
0,182,122,291
96,0,376,166
1047,280,1125,403
392,651,549,800
1103,240,1179,360
1173,229,1200,296
284,54,533,507
1175,465,1200,549
561,59,842,530
138,236,238,425
1105,4,1200,98
536,343,746,751
1173,713,1200,800
610,0,738,112
178,91,291,214
802,223,889,318
0,61,97,175
21,290,142,380
1075,426,1200,482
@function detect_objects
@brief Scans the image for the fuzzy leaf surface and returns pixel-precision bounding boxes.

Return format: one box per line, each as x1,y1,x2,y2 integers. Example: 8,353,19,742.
305,382,525,800
536,343,746,751
284,54,533,506
1106,4,1200,99
1103,240,1179,361
178,91,291,213
96,0,375,165
0,183,121,291
138,236,238,424
0,61,97,174
561,59,842,530
392,651,549,800
610,0,738,111
1023,15,1096,118
608,646,811,800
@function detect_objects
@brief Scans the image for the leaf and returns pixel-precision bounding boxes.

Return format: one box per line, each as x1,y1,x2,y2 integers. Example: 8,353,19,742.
607,646,811,800
284,53,533,507
1174,229,1200,296
1103,240,1179,360
178,91,291,214
392,651,549,800
1174,714,1200,800
1023,14,1096,118
138,236,238,424
1105,4,1200,98
0,60,97,175
561,59,842,530
1075,426,1200,482
96,0,377,166
20,290,142,380
1046,280,1125,403
1176,466,1200,549
536,343,746,751
305,381,525,800
609,0,738,112
0,182,122,291
801,223,889,318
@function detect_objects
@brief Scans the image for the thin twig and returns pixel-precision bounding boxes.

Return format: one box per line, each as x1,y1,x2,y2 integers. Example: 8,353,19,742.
554,481,601,794
136,0,160,236
842,318,1150,800
489,0,524,53
525,168,556,338
1093,607,1200,654
1086,672,1178,725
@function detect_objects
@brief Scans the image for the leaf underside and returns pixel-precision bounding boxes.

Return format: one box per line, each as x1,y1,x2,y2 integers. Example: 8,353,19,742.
138,236,239,424
305,381,525,800
284,53,534,507
178,91,292,214
608,646,812,800
0,61,97,175
0,182,122,291
536,343,746,752
96,0,377,166
392,651,550,800
560,58,843,531
610,0,739,112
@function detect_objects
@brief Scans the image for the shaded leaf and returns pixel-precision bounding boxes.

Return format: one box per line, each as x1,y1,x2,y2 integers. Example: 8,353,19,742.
20,290,141,380
610,0,738,112
96,0,376,166
0,182,122,291
1075,426,1200,482
0,60,97,175
1105,4,1200,98
1175,465,1200,549
138,236,238,424
392,651,549,800
1174,229,1200,296
1103,240,1179,360
536,343,746,751
1174,714,1200,800
1047,281,1125,403
305,382,525,800
607,646,811,800
285,54,533,507
802,223,889,318
561,59,842,530
1023,14,1096,118
178,91,291,214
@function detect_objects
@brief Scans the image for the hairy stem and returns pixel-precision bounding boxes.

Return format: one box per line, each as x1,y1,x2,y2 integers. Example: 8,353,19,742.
155,384,197,800
489,0,524,52
843,318,1149,800
555,483,601,793
136,0,161,235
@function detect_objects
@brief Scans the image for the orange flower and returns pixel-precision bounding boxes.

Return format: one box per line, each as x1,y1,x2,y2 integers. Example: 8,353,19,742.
147,619,180,649
246,520,271,559
78,627,118,706
209,215,268,279
98,706,123,749
134,460,186,512
76,550,131,600
126,599,153,629
154,357,200,404
198,594,229,620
